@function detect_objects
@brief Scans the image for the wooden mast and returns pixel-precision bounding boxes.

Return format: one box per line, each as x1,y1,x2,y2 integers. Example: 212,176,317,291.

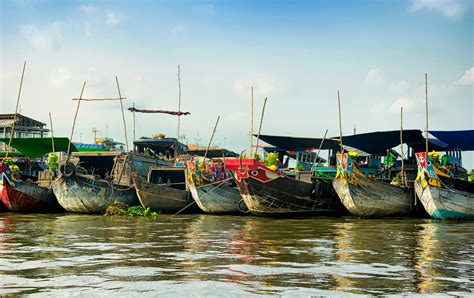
5,61,26,159
49,112,55,154
337,90,343,154
175,65,182,159
67,81,86,160
203,115,221,160
115,76,129,152
400,107,405,186
425,73,428,154
250,86,254,158
254,97,268,157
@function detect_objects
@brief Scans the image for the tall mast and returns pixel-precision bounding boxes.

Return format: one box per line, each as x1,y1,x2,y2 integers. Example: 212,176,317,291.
425,73,428,154
5,61,26,159
400,107,405,186
49,112,55,154
115,76,129,152
177,64,182,141
250,86,254,157
337,91,343,154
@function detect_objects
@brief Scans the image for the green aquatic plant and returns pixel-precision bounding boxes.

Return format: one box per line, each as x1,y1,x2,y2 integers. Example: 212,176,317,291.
127,206,159,218
105,202,159,218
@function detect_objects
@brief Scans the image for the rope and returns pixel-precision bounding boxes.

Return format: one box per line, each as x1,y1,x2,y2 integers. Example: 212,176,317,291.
171,200,195,216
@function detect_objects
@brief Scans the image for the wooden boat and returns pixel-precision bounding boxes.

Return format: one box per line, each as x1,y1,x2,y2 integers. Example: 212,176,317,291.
51,152,143,213
186,160,248,214
132,167,195,213
0,163,62,213
332,153,416,218
225,158,344,217
414,152,474,220
52,171,137,214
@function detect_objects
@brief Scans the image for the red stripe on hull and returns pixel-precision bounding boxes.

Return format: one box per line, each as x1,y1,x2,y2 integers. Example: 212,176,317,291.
1,184,56,212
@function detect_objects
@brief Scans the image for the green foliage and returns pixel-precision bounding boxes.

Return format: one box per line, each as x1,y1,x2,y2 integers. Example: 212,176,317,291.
105,202,159,218
3,157,19,172
3,157,14,166
295,164,304,171
469,169,474,183
48,154,58,172
265,152,279,167
126,206,159,218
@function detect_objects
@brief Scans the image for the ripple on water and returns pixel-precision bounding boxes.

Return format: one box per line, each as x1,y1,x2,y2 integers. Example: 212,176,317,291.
0,214,472,295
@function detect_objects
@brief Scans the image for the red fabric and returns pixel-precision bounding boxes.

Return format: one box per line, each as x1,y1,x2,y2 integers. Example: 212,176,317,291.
128,107,190,116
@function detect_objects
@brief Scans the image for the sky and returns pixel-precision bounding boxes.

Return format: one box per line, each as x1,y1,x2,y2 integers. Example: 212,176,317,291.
1,0,473,168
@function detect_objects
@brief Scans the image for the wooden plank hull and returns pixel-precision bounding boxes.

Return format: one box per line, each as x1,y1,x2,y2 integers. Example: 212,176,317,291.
414,179,474,220
332,175,414,218
132,174,194,213
188,180,247,214
1,181,62,213
234,168,344,217
52,175,138,214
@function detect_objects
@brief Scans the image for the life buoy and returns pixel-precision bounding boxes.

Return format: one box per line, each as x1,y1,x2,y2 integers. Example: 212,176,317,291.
58,162,76,178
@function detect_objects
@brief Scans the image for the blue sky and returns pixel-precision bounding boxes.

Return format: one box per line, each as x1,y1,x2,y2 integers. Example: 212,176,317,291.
1,0,473,167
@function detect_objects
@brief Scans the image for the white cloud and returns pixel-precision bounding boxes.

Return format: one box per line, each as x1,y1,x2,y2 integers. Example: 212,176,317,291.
51,68,72,87
388,80,410,94
454,67,474,85
390,97,418,114
233,74,275,96
192,4,215,15
106,11,125,26
171,25,185,36
20,23,61,51
80,4,99,15
408,0,469,20
370,102,386,114
364,68,385,85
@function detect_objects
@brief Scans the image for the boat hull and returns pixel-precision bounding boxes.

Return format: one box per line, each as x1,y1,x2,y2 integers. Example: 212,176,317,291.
52,175,138,214
414,179,474,220
132,174,194,213
234,168,344,217
189,181,247,214
332,176,414,218
1,181,62,213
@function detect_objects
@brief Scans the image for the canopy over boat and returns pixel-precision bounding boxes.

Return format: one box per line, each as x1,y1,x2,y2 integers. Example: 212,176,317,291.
188,148,239,158
257,130,447,155
429,130,474,151
256,135,340,151
0,137,77,158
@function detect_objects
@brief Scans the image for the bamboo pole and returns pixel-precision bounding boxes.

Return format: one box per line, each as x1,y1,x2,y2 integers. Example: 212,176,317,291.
67,81,86,160
132,102,136,143
254,97,268,157
311,129,328,170
177,64,182,141
425,73,428,154
115,76,129,152
337,91,343,154
250,86,254,157
203,115,220,160
400,107,405,186
49,112,55,154
175,65,182,159
5,61,26,159
72,97,126,101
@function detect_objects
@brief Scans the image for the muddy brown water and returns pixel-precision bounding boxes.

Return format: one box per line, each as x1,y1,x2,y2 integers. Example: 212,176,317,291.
0,213,472,296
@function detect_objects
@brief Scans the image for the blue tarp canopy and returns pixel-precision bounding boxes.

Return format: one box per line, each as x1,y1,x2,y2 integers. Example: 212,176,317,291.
429,130,474,151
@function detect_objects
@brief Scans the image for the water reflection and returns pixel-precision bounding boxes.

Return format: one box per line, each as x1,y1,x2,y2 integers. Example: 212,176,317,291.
0,213,472,295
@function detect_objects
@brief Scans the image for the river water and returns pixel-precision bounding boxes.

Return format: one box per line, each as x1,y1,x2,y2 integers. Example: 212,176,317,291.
0,213,472,296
